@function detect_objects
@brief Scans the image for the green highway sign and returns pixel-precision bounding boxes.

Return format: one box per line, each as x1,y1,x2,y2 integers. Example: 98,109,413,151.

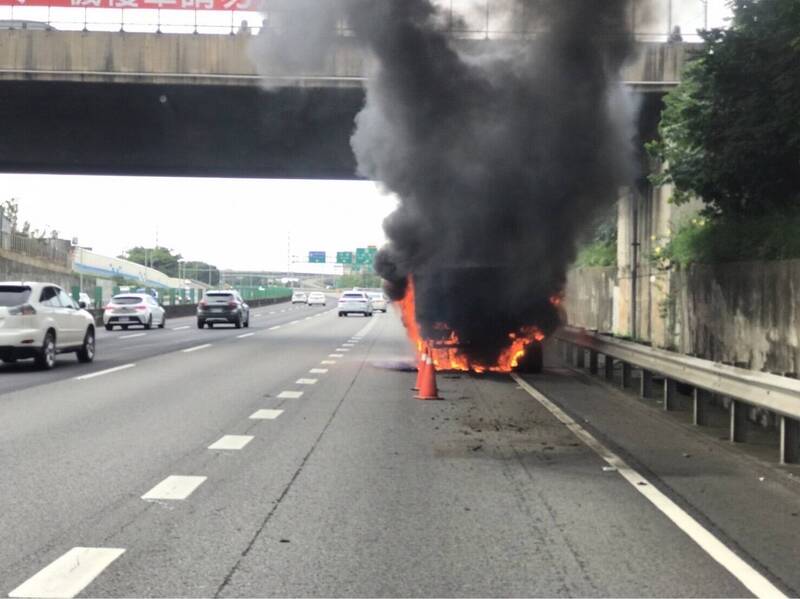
336,251,354,265
355,246,378,265
309,251,326,264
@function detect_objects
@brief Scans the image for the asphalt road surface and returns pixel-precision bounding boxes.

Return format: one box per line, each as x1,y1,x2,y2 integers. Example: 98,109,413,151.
1,302,799,597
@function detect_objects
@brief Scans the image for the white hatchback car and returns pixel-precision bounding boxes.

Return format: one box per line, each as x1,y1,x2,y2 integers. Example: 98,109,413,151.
338,291,373,317
103,293,166,331
0,282,96,369
367,291,388,312
307,292,327,306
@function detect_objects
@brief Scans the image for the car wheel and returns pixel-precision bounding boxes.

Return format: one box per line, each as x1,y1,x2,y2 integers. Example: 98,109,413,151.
158,314,166,329
197,319,204,329
77,328,95,363
208,322,214,329
144,315,153,330
35,331,56,370
105,324,113,331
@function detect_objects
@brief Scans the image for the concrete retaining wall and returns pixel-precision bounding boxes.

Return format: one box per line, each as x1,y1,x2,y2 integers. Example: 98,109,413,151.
565,260,800,375
0,248,92,291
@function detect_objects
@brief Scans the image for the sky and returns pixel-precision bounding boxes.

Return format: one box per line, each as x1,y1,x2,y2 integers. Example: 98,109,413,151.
2,175,398,274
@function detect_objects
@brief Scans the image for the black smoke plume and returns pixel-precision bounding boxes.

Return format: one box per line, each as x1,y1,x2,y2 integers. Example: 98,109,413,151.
253,0,637,366
348,0,637,365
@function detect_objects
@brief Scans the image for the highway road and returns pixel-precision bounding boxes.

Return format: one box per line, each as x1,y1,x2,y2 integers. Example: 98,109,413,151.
1,301,799,597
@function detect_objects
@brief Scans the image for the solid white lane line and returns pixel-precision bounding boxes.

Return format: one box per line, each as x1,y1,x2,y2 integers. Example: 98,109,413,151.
208,435,254,450
182,344,211,353
237,333,255,339
329,354,344,358
296,378,317,385
511,373,787,599
119,333,146,340
250,409,284,420
321,360,336,365
75,364,135,381
277,390,303,399
172,325,190,331
142,475,206,501
269,325,281,331
9,547,126,599
309,368,328,374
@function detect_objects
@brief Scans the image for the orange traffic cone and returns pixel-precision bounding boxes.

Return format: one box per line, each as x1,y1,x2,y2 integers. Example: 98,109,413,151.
415,352,441,400
413,345,428,390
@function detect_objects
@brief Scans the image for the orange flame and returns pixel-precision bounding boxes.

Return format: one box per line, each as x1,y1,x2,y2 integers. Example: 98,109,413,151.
396,277,546,373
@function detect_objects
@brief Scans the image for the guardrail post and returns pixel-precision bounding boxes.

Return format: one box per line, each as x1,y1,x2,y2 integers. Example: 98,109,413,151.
730,400,748,443
663,378,677,411
589,350,598,375
604,355,614,381
780,416,800,464
693,388,710,425
621,362,632,389
640,369,653,398
576,347,585,369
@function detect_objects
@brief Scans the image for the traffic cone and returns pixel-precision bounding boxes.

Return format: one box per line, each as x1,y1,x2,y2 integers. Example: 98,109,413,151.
415,352,441,400
413,345,428,390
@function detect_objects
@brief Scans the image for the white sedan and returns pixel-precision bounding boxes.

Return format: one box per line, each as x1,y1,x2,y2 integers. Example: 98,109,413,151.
103,293,166,331
0,282,96,369
367,292,388,312
307,292,327,306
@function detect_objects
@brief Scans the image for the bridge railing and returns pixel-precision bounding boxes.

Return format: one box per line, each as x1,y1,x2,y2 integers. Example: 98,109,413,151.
0,229,71,267
555,326,800,465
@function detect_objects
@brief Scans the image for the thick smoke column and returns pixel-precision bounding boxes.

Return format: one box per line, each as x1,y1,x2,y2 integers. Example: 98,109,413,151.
347,0,637,365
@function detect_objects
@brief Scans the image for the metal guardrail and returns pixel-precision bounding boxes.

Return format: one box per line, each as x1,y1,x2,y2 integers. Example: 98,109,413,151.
556,326,800,465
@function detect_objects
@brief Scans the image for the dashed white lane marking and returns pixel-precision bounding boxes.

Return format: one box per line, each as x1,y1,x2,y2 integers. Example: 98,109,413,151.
9,547,126,599
335,348,350,352
208,435,254,450
321,360,336,365
237,333,255,339
269,325,281,331
269,311,276,315
329,354,344,358
342,343,355,347
289,320,300,325
250,409,284,420
142,475,206,501
278,390,304,399
511,373,787,599
75,363,135,381
172,325,190,331
309,368,328,374
119,333,146,340
296,378,317,385
304,316,313,320
182,344,212,353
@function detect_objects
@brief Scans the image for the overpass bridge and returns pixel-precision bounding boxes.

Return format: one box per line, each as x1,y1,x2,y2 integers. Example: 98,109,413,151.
0,30,695,179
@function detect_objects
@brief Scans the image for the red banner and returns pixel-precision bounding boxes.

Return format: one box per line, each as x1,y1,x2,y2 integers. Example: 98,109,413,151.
0,0,262,9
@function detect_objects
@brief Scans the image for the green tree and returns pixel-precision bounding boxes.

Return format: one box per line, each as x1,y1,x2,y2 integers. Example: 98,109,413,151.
183,261,221,286
648,0,800,218
122,246,182,277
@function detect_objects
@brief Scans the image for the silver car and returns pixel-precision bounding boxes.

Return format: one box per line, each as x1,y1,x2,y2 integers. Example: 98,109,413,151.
367,292,388,312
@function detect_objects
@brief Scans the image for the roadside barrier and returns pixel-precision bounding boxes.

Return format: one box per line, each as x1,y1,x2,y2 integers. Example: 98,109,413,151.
556,326,800,464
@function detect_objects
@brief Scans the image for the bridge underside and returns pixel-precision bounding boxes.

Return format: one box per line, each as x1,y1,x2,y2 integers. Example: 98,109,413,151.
0,81,664,180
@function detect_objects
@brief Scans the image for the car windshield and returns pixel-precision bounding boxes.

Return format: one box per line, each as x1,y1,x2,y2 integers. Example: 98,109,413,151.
111,296,143,305
0,286,31,306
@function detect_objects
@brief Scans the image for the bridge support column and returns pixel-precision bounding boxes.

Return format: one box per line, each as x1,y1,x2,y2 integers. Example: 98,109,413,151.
621,362,632,389
640,369,653,398
663,378,677,411
780,416,800,464
565,343,576,366
589,351,598,375
604,356,614,381
693,388,710,426
730,400,748,443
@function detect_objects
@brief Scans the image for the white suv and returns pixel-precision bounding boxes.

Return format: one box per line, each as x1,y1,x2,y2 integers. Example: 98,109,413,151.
338,291,373,317
0,282,96,369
